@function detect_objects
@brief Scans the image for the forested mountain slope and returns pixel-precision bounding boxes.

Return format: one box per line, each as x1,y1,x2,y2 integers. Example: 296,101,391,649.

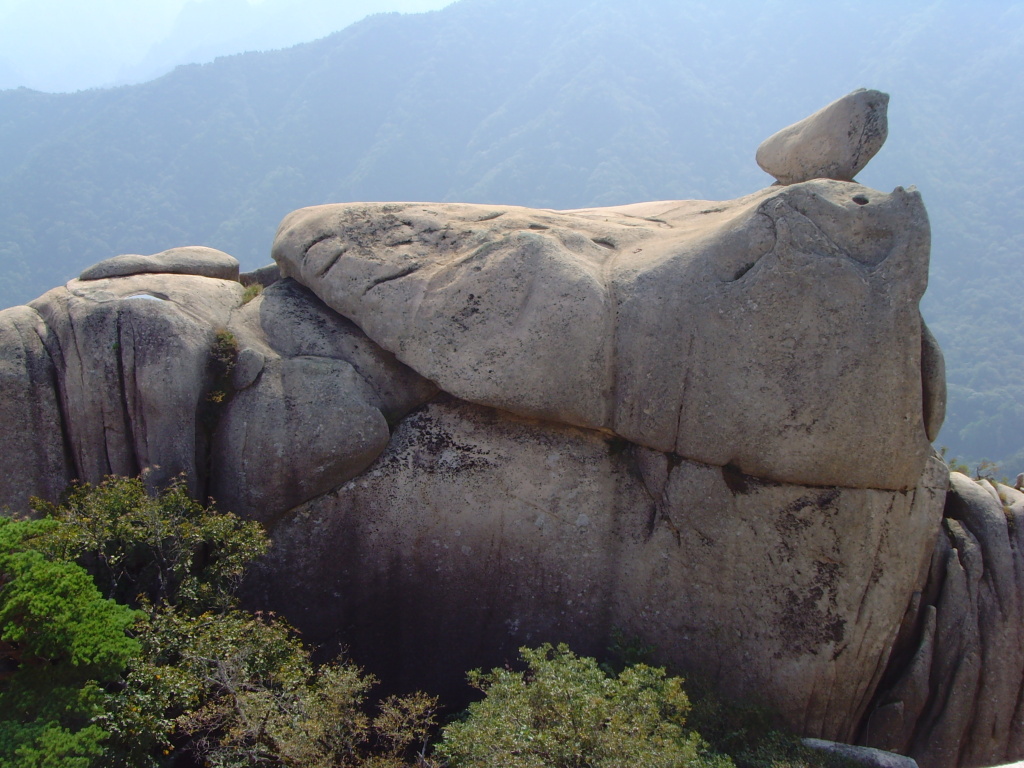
0,0,1021,472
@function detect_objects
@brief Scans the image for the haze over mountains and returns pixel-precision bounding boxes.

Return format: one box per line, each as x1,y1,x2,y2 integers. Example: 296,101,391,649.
0,0,1021,473
0,0,452,92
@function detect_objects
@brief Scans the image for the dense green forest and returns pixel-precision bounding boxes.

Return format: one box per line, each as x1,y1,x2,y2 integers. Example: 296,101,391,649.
0,0,1021,473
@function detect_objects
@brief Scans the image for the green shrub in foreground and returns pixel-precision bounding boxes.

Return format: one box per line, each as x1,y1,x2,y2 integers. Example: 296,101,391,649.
0,517,140,768
29,476,268,612
5,477,437,768
433,643,734,768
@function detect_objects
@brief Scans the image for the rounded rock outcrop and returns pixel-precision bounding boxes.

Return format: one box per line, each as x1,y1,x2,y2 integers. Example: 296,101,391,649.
862,473,1024,768
3,89,1007,768
79,245,240,282
0,270,436,522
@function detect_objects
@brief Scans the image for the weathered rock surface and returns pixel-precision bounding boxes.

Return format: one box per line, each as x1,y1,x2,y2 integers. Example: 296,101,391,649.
250,278,435,425
210,356,391,526
272,179,935,490
757,89,889,185
861,473,1024,768
231,347,265,390
920,321,946,442
29,274,240,499
79,245,240,281
240,263,281,288
0,305,74,511
207,279,437,524
0,272,435,521
249,397,948,741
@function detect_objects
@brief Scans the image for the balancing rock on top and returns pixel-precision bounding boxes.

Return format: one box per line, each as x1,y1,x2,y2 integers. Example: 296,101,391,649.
756,88,889,185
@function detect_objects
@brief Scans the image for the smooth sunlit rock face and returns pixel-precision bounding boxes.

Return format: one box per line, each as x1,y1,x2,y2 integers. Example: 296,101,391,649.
272,179,937,490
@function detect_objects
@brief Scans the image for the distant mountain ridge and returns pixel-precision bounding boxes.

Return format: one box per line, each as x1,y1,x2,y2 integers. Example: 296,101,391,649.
0,0,451,92
0,0,1021,471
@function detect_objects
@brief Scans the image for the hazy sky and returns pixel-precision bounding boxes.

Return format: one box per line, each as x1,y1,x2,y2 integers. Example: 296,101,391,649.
0,0,455,92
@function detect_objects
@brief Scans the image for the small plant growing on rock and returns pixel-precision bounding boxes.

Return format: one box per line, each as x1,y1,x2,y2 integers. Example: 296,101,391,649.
241,283,263,305
973,458,1010,485
206,329,239,404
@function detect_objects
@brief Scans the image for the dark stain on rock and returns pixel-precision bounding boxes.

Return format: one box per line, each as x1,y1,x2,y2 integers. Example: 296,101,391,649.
772,490,840,564
606,436,632,457
453,293,482,331
776,584,846,659
379,403,496,480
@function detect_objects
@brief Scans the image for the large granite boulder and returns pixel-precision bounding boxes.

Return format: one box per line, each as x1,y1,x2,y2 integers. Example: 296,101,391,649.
0,305,74,511
79,245,240,281
250,397,948,742
208,279,437,525
802,739,920,768
28,274,240,498
272,179,936,491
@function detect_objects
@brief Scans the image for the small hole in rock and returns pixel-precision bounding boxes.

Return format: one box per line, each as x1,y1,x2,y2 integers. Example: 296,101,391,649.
852,195,869,206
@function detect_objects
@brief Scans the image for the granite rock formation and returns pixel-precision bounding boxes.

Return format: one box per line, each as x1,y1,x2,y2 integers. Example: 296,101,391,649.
272,180,936,490
861,473,1024,768
0,91,1017,768
79,245,241,282
0,265,436,521
757,88,890,185
252,398,948,744
803,738,921,768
